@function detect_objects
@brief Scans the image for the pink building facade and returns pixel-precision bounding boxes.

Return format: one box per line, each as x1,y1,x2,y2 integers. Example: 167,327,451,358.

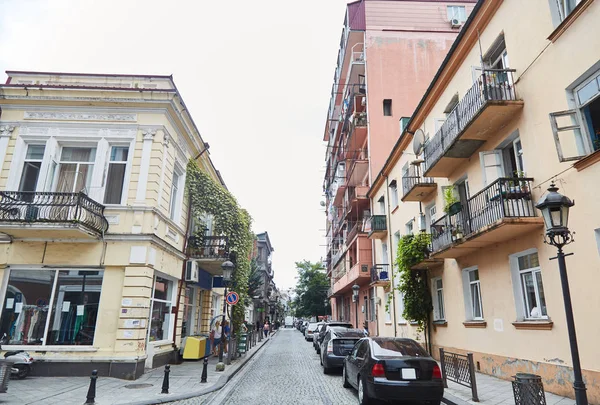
323,0,476,334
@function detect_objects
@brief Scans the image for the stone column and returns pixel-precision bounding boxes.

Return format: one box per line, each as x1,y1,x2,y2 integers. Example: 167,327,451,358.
135,128,156,204
0,126,15,180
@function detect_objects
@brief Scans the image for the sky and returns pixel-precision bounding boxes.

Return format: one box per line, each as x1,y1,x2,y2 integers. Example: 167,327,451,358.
0,0,350,290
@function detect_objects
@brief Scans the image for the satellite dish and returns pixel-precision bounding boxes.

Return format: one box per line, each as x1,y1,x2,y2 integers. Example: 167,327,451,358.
413,129,426,156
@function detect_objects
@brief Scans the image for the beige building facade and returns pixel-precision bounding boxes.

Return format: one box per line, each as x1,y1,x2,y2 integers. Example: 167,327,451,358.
369,0,600,401
0,71,229,379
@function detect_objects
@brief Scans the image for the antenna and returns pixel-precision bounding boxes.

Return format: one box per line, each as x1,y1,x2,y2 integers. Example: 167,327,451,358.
412,129,426,157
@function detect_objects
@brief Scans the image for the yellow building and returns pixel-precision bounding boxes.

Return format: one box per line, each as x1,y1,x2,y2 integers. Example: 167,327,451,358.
0,71,229,379
369,0,600,401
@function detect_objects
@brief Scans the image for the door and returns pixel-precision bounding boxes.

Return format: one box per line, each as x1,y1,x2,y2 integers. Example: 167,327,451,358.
480,150,505,186
347,340,366,385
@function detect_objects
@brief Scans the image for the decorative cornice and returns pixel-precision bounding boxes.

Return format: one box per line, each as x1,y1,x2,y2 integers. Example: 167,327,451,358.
0,125,15,137
24,111,137,122
162,131,171,147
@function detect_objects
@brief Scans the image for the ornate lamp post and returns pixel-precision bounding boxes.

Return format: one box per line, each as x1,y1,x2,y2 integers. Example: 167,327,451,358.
352,284,360,329
216,260,234,371
536,182,587,405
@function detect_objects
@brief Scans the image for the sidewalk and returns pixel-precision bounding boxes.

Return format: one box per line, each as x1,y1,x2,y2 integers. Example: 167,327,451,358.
443,371,576,405
0,331,275,405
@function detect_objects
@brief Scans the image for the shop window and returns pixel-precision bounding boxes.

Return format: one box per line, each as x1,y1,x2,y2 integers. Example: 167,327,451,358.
149,276,175,342
181,287,195,338
0,269,103,346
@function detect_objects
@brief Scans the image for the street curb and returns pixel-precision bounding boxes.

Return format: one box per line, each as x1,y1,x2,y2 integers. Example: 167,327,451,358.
442,392,470,405
125,332,276,405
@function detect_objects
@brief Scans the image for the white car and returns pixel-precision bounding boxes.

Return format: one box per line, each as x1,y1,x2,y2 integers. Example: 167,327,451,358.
304,322,320,341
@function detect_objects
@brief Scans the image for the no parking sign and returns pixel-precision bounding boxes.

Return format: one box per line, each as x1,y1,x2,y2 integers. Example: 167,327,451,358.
226,291,239,305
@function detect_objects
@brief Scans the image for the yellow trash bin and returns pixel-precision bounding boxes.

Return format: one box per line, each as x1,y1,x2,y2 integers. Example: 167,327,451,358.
183,336,207,360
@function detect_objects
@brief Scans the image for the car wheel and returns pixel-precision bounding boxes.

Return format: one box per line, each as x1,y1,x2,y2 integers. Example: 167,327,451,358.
316,347,321,354
15,364,29,379
342,366,351,388
358,376,371,405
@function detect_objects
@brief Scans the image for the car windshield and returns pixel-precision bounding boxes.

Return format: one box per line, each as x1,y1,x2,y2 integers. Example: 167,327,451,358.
371,339,429,357
307,323,318,330
333,330,365,338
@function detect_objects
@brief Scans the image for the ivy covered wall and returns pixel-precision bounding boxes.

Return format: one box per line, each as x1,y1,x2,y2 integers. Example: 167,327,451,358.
186,160,254,333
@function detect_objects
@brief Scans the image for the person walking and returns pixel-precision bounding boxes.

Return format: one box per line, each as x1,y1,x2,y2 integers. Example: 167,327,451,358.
211,320,222,356
223,320,231,354
263,321,269,338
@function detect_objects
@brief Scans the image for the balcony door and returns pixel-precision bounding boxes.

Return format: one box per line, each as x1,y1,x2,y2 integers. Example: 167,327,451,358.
55,147,96,194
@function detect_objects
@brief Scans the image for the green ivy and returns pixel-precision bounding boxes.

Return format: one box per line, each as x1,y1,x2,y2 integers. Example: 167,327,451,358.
186,160,254,334
394,233,433,334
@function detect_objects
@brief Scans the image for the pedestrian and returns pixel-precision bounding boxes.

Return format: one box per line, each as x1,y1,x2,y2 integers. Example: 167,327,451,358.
223,320,231,354
256,320,261,332
363,321,369,337
211,320,222,356
263,321,269,338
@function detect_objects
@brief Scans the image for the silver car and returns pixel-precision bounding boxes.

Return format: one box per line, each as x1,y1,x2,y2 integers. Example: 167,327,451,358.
304,322,320,341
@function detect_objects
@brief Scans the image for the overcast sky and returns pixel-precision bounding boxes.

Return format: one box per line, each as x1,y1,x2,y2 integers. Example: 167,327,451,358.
0,0,348,290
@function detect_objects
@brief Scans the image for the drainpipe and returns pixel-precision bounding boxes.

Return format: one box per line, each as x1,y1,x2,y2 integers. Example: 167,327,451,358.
384,175,398,337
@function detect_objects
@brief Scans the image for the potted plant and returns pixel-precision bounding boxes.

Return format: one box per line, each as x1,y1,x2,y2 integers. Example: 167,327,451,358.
515,170,528,193
455,225,464,240
443,186,461,215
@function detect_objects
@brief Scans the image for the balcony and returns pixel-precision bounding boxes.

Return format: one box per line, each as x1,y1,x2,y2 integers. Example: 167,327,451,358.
346,148,368,187
0,191,108,238
423,70,523,178
429,178,543,258
367,215,387,239
343,185,369,220
370,264,391,287
401,175,437,202
332,261,371,295
187,235,230,275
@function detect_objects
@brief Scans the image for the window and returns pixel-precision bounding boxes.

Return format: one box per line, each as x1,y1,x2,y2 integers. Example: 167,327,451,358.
372,339,429,357
169,169,183,221
447,5,467,22
355,340,368,358
405,220,414,235
462,267,483,320
369,288,376,321
510,250,548,320
397,291,406,323
181,287,195,338
378,196,385,214
389,180,398,208
551,0,582,23
384,292,391,322
381,242,388,265
393,231,401,252
149,276,175,342
56,147,96,193
383,99,392,116
0,269,104,346
103,146,129,204
18,145,45,193
399,117,410,134
432,277,445,321
429,205,437,224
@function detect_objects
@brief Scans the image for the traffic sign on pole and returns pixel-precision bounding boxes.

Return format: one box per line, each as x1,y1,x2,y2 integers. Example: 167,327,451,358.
226,291,239,305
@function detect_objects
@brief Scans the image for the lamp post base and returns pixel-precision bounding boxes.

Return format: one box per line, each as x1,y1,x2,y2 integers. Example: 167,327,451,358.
215,362,225,372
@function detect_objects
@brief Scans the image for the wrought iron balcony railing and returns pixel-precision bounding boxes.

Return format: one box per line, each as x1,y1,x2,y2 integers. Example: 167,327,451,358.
402,175,435,197
370,264,390,284
430,177,536,253
187,235,229,259
368,215,387,233
424,69,518,173
0,191,109,235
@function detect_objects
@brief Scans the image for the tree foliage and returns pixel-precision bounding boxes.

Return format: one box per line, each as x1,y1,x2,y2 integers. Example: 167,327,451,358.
394,233,433,332
247,258,262,303
293,260,330,318
186,160,254,333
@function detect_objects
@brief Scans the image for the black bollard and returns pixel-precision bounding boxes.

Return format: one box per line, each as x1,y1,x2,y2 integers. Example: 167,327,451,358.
85,370,98,404
161,364,170,394
200,356,208,383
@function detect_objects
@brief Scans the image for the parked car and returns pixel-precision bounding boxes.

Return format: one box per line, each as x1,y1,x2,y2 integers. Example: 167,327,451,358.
342,337,443,405
304,322,320,341
320,327,365,374
313,323,327,351
299,321,308,334
316,321,353,353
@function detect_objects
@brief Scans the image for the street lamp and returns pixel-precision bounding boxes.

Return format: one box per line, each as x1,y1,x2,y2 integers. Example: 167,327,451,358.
352,284,360,329
217,260,235,371
536,182,587,405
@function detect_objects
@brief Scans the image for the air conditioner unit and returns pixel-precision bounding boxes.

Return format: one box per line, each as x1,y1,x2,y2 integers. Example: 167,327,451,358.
450,18,462,28
185,261,199,283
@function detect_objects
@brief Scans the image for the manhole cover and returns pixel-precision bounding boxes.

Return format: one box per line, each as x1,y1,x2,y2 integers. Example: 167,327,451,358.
124,383,153,389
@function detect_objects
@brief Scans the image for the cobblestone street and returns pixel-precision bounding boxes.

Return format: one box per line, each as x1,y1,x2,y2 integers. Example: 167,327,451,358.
169,328,358,405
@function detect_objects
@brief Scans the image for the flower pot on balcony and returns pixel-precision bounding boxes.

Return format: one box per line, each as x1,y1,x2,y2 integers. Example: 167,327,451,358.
447,202,462,216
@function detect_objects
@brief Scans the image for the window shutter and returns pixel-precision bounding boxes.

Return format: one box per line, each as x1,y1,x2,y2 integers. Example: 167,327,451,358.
549,109,588,162
479,150,505,185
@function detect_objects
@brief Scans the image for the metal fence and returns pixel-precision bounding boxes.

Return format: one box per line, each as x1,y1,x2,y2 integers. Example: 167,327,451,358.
0,191,109,235
439,348,479,402
187,235,229,259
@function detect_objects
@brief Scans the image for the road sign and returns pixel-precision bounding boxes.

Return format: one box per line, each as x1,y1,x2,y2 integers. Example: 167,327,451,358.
226,291,239,305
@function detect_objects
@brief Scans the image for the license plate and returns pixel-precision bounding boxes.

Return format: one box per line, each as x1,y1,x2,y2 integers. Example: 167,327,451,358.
401,368,417,380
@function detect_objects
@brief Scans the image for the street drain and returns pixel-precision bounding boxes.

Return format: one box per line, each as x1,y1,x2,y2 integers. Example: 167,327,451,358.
124,383,153,389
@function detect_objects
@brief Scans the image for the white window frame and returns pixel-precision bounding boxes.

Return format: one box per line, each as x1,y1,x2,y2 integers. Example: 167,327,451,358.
509,248,549,321
378,196,385,215
549,0,583,25
447,5,467,22
102,143,134,206
169,164,186,222
405,220,414,236
0,266,104,350
432,277,445,321
390,181,398,208
148,273,178,345
462,266,484,321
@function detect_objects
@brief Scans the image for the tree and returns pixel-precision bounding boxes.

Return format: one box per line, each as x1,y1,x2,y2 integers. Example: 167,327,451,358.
246,258,262,304
293,260,330,318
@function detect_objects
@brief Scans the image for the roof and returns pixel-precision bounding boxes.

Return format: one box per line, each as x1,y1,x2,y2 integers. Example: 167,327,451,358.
5,70,172,80
256,232,274,252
